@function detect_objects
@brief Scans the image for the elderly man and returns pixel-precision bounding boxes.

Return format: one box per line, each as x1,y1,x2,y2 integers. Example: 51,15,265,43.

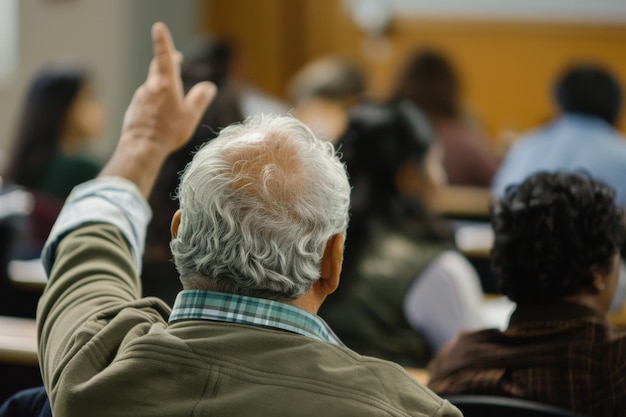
36,23,459,417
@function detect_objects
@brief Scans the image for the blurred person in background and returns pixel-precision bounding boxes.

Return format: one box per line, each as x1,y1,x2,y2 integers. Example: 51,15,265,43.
287,55,367,142
318,100,513,368
391,49,500,187
3,66,104,258
429,171,626,416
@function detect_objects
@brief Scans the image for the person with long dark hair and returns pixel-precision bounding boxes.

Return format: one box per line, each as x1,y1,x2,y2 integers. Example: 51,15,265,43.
3,66,103,257
391,49,500,187
318,100,510,367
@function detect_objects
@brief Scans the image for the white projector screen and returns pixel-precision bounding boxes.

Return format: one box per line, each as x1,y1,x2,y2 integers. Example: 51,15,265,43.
386,0,626,23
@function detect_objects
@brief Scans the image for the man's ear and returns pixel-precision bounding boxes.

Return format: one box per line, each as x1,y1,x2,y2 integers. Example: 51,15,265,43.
171,209,183,240
591,268,607,294
320,233,345,295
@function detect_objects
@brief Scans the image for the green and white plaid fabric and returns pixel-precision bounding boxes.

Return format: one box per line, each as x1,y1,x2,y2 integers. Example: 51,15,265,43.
169,290,344,346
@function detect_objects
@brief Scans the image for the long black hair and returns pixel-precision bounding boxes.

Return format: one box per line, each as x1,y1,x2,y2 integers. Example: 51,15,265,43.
4,67,88,188
339,100,449,238
492,171,625,303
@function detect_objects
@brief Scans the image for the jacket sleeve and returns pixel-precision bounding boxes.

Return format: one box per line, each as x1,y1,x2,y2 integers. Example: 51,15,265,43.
36,178,154,403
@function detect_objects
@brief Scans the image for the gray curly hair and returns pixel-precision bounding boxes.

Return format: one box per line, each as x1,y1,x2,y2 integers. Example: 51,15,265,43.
171,114,350,300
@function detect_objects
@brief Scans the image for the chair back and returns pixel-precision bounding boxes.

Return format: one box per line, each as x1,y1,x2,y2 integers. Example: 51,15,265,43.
445,395,589,417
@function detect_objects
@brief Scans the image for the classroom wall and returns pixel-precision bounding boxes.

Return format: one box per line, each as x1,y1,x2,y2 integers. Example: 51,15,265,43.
0,0,202,165
204,0,626,143
356,19,626,141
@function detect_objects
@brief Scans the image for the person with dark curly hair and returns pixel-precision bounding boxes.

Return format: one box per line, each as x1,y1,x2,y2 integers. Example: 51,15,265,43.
428,171,626,416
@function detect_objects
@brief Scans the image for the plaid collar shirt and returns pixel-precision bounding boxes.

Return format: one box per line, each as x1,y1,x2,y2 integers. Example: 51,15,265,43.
169,290,344,346
427,301,626,416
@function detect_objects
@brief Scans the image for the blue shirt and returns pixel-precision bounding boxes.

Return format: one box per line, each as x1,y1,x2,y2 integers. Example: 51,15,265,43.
492,114,626,205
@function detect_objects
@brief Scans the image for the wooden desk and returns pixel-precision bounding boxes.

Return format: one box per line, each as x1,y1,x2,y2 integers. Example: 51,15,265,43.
8,259,47,291
0,316,38,366
433,186,493,219
404,368,430,385
454,223,494,259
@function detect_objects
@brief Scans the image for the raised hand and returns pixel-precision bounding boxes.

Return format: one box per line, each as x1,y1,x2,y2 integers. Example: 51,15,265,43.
121,22,216,154
100,22,216,196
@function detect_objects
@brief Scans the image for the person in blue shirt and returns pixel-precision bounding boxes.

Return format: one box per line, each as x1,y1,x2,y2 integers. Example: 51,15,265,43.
492,63,626,206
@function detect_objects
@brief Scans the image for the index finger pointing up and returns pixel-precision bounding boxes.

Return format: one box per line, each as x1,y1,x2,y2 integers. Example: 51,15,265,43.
150,22,176,78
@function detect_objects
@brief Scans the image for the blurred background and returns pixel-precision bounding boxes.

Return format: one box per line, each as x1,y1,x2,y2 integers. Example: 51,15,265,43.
3,0,626,403
2,0,626,159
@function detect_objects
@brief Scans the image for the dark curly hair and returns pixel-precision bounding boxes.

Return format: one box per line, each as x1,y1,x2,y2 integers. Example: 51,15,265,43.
491,171,625,303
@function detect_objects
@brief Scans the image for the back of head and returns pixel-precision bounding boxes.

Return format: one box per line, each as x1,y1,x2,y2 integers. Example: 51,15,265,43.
171,114,350,301
5,66,87,188
391,49,461,119
492,171,625,304
339,100,435,217
554,63,622,125
287,56,367,104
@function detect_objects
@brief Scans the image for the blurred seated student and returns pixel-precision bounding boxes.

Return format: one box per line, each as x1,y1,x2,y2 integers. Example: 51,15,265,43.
287,56,367,142
428,171,626,416
142,38,244,304
2,66,104,258
391,49,499,187
493,63,626,205
318,100,513,367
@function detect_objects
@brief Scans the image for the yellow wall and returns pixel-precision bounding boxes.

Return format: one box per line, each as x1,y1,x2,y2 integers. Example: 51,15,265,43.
204,0,626,142
364,20,626,140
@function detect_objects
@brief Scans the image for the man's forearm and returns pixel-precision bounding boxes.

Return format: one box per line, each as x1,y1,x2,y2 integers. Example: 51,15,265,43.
99,22,215,198
98,134,171,198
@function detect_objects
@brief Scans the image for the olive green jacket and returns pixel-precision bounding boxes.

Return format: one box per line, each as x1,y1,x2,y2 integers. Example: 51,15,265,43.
37,180,461,417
